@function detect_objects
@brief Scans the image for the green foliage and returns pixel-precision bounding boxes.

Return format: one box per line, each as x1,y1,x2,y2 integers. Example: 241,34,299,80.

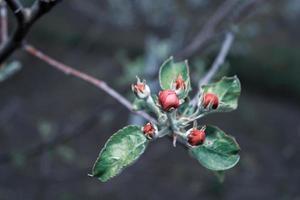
159,56,191,98
189,125,240,171
202,76,241,112
92,126,148,182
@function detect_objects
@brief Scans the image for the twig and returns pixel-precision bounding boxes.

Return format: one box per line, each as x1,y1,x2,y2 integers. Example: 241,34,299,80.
199,32,234,86
176,0,239,59
23,44,157,124
0,0,62,64
190,32,235,106
0,1,8,43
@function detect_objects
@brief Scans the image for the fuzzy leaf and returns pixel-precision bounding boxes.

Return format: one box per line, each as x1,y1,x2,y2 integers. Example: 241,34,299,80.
159,56,191,98
92,125,148,182
190,125,240,171
201,76,241,112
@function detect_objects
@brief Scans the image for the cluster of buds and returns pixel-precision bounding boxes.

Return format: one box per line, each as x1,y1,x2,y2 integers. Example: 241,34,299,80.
132,74,219,147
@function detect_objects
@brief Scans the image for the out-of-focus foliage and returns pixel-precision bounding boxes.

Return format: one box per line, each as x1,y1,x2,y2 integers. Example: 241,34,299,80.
0,61,22,82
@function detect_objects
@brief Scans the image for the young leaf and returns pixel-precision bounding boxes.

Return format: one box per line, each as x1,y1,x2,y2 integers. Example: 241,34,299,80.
159,56,191,98
189,125,240,171
201,76,241,112
92,125,148,182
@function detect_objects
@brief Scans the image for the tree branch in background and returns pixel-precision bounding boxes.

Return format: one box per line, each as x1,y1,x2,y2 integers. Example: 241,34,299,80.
199,32,235,86
0,0,62,64
0,1,8,43
176,0,239,59
190,32,235,106
176,0,264,59
24,44,157,124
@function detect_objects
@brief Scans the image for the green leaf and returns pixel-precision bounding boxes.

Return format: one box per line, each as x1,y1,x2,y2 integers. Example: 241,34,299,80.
201,76,241,112
159,56,191,98
189,125,240,171
92,125,148,182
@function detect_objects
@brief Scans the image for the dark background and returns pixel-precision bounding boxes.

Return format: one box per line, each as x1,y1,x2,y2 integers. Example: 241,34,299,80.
0,0,300,200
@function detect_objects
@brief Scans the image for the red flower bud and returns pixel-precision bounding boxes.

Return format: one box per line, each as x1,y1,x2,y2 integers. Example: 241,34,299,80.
202,93,219,109
187,128,206,146
142,122,156,139
131,77,151,99
174,75,186,90
134,83,145,93
158,89,180,111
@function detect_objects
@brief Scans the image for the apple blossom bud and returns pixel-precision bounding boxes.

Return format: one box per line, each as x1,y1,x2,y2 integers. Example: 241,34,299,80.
202,93,219,109
187,127,206,146
142,122,157,139
158,89,180,111
131,77,151,99
174,74,186,91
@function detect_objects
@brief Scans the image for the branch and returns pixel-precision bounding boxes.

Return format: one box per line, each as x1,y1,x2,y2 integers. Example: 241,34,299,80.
23,44,157,124
0,1,8,43
176,0,239,59
199,32,235,86
190,32,235,106
0,0,61,64
176,0,264,59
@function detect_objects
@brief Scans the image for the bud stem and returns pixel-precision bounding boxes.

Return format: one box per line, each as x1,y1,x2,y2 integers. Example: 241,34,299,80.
146,96,166,122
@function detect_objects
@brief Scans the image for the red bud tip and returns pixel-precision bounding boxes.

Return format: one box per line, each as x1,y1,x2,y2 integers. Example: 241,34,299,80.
132,78,151,99
134,83,145,93
202,93,219,109
158,89,180,111
174,74,186,90
142,122,156,138
188,128,206,146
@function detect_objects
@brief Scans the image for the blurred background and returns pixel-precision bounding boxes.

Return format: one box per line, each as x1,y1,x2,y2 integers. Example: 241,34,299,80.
0,0,300,199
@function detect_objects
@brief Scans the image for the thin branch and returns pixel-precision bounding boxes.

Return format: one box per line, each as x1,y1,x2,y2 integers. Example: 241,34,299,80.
176,0,265,60
0,1,8,43
4,0,25,24
0,0,62,64
199,32,235,86
176,0,239,59
23,44,157,124
190,32,235,106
